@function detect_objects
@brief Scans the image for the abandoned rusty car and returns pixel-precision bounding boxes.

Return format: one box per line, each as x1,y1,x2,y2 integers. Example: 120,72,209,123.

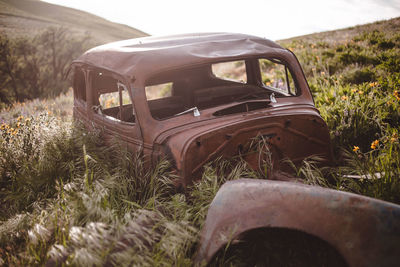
71,33,400,266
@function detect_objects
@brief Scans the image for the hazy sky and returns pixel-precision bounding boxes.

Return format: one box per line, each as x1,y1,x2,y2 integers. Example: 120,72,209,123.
43,0,400,40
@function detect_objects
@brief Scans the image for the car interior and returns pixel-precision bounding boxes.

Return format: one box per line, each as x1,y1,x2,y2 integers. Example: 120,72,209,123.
145,58,297,120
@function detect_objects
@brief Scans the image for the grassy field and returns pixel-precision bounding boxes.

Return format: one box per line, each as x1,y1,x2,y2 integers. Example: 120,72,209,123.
0,0,148,44
1,17,400,265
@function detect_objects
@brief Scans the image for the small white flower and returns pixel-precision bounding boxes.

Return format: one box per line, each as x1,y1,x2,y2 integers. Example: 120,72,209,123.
28,224,51,244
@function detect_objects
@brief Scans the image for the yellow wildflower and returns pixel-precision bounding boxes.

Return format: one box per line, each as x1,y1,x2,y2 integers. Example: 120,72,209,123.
358,90,363,95
341,95,348,101
17,115,24,122
371,140,379,150
351,88,357,93
16,122,21,128
394,90,400,101
391,133,398,143
369,82,378,87
353,146,360,152
105,98,116,108
0,123,6,130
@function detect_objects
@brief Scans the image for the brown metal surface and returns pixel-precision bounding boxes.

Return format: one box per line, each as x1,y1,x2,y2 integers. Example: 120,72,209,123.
72,33,283,79
72,32,330,185
196,178,400,266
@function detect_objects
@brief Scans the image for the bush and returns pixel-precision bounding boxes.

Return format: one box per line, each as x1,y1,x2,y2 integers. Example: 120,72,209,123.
0,27,91,106
342,67,375,84
338,51,377,66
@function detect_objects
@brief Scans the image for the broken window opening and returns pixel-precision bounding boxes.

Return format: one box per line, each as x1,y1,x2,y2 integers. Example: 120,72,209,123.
212,60,247,84
145,58,299,120
259,59,297,96
92,72,135,123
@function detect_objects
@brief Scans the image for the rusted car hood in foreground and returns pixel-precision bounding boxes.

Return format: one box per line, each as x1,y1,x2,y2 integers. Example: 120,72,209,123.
196,179,400,266
154,106,332,185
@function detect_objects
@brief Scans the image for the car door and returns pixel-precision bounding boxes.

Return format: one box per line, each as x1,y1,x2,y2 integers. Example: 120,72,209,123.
87,69,143,154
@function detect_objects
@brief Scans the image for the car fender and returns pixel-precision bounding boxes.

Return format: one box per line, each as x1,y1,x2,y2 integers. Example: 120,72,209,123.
196,179,400,267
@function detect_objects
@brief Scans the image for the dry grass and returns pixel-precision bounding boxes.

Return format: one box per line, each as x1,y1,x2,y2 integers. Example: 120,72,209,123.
0,0,148,44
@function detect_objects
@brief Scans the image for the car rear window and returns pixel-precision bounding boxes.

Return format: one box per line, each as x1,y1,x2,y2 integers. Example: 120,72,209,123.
145,82,173,100
212,60,247,83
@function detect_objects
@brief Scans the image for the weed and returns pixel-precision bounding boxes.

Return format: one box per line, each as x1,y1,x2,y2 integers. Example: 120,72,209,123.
1,18,400,266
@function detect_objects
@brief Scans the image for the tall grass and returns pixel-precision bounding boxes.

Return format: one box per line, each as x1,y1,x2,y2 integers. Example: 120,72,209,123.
0,21,399,265
0,111,253,265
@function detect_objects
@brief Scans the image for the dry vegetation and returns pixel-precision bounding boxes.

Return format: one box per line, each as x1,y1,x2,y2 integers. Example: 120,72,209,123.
0,0,147,43
0,17,400,266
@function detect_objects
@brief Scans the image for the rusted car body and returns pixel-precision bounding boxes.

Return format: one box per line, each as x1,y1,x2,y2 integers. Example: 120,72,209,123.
71,33,400,266
71,33,332,185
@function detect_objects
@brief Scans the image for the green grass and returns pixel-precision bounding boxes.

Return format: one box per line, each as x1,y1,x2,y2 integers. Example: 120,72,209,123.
0,18,400,265
279,18,400,203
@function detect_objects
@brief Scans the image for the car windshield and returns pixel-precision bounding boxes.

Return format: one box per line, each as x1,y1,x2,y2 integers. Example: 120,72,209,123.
145,58,298,120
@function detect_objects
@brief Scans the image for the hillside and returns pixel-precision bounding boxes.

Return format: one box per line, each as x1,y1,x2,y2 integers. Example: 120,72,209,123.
0,0,148,44
1,17,400,266
280,17,400,44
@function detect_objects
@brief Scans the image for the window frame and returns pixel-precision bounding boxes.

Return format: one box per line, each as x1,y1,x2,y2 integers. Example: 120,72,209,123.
90,70,136,125
258,58,298,97
211,60,248,84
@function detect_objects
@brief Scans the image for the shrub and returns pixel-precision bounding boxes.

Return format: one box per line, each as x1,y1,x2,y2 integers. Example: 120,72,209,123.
0,27,92,106
342,67,375,84
338,51,377,66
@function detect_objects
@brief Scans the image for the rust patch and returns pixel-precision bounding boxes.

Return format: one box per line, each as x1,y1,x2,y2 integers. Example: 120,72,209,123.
196,179,400,266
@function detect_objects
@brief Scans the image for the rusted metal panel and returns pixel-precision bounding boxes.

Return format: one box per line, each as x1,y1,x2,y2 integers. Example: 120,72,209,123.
72,33,331,184
164,111,332,185
72,33,283,79
196,179,400,266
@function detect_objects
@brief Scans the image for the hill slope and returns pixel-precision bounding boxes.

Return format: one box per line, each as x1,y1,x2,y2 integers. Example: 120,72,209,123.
280,17,400,43
0,0,148,43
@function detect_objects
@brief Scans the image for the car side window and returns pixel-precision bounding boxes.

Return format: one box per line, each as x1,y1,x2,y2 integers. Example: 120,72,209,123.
259,59,297,96
73,68,86,102
92,72,135,123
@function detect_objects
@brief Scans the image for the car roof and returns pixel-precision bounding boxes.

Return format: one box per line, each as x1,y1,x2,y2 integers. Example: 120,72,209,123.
72,32,286,81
